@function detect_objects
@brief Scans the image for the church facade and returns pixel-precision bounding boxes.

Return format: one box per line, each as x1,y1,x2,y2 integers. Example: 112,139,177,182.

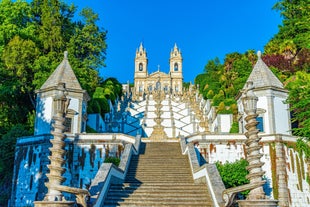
133,43,183,95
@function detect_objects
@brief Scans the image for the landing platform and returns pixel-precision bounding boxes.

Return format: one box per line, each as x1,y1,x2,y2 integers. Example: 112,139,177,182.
141,138,180,142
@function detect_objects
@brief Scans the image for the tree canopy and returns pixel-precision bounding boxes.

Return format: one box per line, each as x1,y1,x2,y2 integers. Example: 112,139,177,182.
88,77,123,118
195,0,310,138
0,0,110,204
0,0,107,135
265,0,310,138
194,52,253,116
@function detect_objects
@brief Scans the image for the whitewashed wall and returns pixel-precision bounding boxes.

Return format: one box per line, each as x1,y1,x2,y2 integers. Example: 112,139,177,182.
274,96,291,135
35,97,53,135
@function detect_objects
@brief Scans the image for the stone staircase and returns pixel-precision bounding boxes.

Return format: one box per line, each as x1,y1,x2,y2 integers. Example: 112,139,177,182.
104,142,213,207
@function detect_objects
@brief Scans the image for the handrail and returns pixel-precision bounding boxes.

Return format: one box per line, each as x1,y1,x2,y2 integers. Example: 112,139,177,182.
125,127,140,135
88,135,140,206
222,181,266,207
181,137,225,207
45,183,89,207
183,136,272,207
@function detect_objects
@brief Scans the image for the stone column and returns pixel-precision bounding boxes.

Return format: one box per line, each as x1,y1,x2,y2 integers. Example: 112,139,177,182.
242,82,265,200
45,83,70,201
275,135,289,207
149,91,168,140
34,83,74,207
238,81,278,207
266,94,276,134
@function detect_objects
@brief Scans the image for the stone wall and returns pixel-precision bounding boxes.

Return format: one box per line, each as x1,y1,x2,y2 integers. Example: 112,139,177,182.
10,134,131,207
187,134,310,206
285,146,310,206
10,135,51,207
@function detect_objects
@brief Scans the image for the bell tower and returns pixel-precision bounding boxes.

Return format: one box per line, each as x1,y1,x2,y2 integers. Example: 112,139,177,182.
134,43,148,94
170,43,183,93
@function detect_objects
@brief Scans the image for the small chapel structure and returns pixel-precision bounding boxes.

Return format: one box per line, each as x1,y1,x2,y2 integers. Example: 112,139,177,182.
236,51,291,135
34,51,89,136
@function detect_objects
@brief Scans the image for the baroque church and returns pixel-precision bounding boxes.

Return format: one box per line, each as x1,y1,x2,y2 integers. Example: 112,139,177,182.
9,46,310,207
134,43,183,95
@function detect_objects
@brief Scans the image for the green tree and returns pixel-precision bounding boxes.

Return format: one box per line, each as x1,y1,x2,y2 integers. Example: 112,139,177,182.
286,71,310,138
195,58,222,99
101,77,123,100
3,36,40,106
88,77,124,117
31,0,64,53
67,8,107,92
272,0,310,49
230,56,252,93
0,0,108,134
0,124,31,205
195,52,252,108
229,121,239,133
0,1,109,204
0,0,35,51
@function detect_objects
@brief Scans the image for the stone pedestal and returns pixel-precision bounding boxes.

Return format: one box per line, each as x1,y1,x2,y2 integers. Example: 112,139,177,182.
237,200,278,207
150,91,168,140
34,201,75,207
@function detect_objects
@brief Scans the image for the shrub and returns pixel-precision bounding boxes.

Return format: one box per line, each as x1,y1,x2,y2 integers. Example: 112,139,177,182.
216,159,249,198
230,122,239,133
104,157,120,166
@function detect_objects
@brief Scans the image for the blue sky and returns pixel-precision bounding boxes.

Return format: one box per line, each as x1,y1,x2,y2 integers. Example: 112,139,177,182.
68,0,282,83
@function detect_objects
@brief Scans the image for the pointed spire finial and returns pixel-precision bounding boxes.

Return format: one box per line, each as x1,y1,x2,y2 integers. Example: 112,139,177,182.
257,51,262,59
64,51,68,59
139,42,143,51
174,43,178,49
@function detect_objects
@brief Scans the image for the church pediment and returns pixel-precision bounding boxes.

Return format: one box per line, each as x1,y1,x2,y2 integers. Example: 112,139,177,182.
148,71,170,78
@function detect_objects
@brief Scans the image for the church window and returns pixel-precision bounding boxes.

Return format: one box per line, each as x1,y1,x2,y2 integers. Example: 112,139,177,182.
148,85,152,92
156,81,161,91
139,86,143,92
174,63,178,71
164,85,168,92
256,117,264,132
139,63,143,71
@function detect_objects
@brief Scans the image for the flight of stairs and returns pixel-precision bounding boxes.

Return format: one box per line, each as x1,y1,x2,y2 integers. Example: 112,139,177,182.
104,142,213,207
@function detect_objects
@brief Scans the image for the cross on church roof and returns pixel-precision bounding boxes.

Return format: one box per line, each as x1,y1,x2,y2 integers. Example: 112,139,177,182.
157,65,160,71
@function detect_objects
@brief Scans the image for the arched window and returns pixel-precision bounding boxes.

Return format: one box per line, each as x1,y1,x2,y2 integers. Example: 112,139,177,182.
164,85,168,93
139,63,143,71
175,85,179,92
156,81,161,91
174,63,178,71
